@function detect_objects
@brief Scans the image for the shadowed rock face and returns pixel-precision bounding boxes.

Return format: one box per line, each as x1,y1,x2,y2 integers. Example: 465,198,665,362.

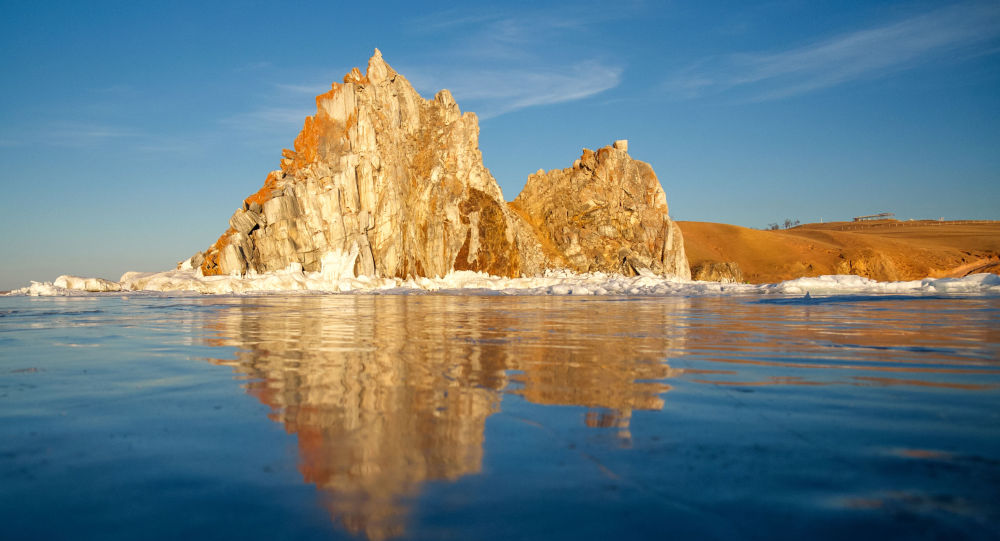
692,261,744,283
195,50,688,280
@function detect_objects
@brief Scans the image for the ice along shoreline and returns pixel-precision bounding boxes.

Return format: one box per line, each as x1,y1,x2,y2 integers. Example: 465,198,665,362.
8,259,1000,298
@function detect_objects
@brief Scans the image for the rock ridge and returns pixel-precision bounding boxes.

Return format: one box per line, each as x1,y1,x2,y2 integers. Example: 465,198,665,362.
194,50,688,280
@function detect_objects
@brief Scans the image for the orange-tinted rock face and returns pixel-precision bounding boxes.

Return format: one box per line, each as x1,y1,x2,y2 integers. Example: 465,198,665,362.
244,170,283,209
192,50,688,281
193,51,521,277
285,86,356,172
198,227,235,275
196,49,526,279
511,143,690,278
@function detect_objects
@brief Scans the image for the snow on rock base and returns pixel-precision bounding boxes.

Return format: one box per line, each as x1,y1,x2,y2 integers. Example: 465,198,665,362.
7,270,1000,297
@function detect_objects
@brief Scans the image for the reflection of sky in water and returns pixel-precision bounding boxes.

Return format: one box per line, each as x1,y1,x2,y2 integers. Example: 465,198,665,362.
1,294,998,540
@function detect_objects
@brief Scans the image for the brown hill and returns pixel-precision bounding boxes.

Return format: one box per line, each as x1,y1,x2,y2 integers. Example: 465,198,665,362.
678,220,1000,284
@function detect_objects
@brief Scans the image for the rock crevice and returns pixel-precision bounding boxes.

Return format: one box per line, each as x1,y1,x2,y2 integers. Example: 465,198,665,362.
194,50,688,280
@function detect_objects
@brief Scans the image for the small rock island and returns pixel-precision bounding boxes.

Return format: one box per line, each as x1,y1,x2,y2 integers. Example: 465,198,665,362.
192,49,690,281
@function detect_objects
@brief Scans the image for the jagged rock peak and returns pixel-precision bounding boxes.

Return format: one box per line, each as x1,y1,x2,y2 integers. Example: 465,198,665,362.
366,47,392,82
197,49,521,279
190,50,689,282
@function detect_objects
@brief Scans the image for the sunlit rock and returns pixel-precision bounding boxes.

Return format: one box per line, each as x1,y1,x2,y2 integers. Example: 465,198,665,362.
692,261,744,283
197,49,521,279
195,50,688,281
510,144,691,278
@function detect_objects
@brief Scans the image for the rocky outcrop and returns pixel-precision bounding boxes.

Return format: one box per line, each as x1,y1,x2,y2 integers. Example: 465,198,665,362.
197,49,522,279
510,140,690,278
834,250,899,281
194,50,688,280
691,261,743,283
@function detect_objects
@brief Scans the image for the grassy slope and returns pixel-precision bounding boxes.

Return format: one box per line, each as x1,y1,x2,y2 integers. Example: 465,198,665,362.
677,220,1000,284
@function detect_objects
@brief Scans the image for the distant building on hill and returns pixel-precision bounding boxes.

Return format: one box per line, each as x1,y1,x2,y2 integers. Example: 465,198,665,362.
853,212,895,222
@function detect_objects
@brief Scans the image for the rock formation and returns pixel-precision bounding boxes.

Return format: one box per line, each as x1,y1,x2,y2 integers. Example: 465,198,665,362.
511,140,690,278
194,50,688,280
691,261,744,283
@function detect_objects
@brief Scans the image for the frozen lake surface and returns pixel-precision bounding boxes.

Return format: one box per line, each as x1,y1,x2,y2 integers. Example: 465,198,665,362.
2,293,999,539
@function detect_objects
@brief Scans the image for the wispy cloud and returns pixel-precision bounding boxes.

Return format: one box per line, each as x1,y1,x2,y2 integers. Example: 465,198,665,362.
131,133,210,154
422,12,591,62
220,106,311,133
408,61,622,119
234,61,273,73
664,1,1000,101
47,123,141,147
221,71,346,135
403,4,630,118
222,4,633,129
407,10,501,33
273,82,330,95
6,122,208,153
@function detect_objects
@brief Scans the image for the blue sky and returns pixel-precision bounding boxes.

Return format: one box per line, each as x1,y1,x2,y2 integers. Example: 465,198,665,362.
1,0,998,289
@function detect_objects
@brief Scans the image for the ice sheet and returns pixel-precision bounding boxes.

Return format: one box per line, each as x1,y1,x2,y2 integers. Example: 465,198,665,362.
7,263,1000,298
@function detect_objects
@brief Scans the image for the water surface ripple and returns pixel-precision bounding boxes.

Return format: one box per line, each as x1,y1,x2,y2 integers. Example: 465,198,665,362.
1,294,998,540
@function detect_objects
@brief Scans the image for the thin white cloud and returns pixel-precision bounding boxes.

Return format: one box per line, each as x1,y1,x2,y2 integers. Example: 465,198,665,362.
221,107,310,132
221,69,347,134
273,82,330,95
408,10,502,33
409,3,645,64
46,123,141,147
224,4,633,129
131,135,207,154
234,61,273,72
402,5,629,118
664,1,1000,101
3,120,212,152
408,61,623,119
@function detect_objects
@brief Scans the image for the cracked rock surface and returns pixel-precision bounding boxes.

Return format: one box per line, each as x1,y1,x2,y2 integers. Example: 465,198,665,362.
194,50,688,280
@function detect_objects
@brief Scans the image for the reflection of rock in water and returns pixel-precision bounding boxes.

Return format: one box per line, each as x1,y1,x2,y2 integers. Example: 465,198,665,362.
201,296,686,540
507,299,686,442
206,296,506,540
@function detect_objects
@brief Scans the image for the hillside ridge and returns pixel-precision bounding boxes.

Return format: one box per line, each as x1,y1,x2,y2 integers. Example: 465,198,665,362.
679,220,1000,283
